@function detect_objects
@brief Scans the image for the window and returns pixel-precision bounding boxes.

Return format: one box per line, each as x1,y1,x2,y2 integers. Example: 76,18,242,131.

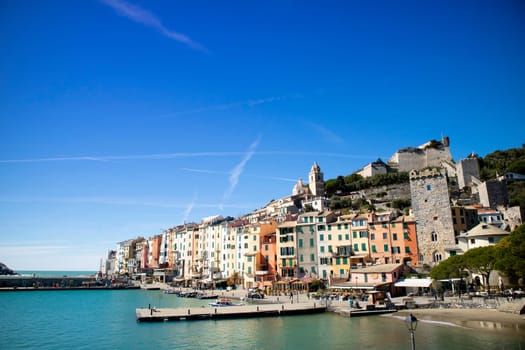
488,237,494,243
405,247,411,253
340,269,345,276
372,245,377,253
253,245,257,251
319,217,324,222
393,233,398,241
360,231,368,238
381,273,387,282
336,257,341,265
309,217,314,223
337,224,342,230
310,238,314,247
253,235,257,241
345,234,350,240
328,225,332,231
318,225,326,231
319,234,324,241
328,234,332,241
328,245,333,252
353,244,359,252
353,232,357,239
361,243,366,251
470,238,475,244
344,223,349,229
247,256,252,262
244,243,248,249
427,185,432,191
300,254,304,262
382,223,387,228
371,233,375,240
383,244,389,252
265,245,269,251
343,257,348,264
320,246,325,253
383,233,387,239
299,239,303,248
431,232,438,241
403,223,408,229
404,232,409,239
248,267,252,274
392,223,396,228
338,234,342,241
311,254,315,262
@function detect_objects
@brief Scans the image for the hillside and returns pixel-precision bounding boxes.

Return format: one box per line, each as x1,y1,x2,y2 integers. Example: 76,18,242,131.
325,145,525,211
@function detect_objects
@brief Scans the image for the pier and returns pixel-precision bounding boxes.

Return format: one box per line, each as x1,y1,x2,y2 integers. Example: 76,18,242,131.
136,302,327,322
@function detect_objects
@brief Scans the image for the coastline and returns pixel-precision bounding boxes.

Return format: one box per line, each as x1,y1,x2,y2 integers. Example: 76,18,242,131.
394,308,525,336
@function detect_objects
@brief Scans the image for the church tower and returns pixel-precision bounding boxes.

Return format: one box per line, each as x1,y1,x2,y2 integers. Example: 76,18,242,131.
308,162,325,197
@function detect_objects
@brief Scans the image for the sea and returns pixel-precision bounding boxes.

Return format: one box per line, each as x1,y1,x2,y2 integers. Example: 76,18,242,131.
1,271,524,349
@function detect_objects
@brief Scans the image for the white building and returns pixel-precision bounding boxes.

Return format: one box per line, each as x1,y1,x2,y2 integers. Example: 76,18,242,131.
457,223,509,252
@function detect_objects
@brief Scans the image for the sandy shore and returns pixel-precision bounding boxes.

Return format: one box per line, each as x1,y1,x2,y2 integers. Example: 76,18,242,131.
395,308,525,335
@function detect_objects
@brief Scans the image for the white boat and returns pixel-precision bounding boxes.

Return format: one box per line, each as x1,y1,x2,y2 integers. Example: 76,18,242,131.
208,298,244,307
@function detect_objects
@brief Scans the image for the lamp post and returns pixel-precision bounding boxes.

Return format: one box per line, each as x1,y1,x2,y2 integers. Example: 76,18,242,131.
405,313,418,350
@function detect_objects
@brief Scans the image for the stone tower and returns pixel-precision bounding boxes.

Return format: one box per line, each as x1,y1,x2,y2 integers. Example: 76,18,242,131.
457,153,480,189
308,162,324,197
409,167,456,267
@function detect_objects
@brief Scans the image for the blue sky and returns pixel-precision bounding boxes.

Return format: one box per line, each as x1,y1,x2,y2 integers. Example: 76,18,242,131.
1,0,524,270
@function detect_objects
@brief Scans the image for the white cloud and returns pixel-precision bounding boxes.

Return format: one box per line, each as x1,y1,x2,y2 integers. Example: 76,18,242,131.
100,0,208,53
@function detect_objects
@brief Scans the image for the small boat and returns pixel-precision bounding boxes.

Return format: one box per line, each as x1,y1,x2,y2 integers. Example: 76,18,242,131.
208,298,244,307
164,289,179,294
198,293,219,299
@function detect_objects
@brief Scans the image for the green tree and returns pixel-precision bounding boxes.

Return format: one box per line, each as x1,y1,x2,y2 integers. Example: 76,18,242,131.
495,224,525,286
462,246,497,290
429,254,467,280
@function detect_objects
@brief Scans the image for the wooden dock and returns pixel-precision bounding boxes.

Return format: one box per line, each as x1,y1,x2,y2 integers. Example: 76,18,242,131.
136,302,327,322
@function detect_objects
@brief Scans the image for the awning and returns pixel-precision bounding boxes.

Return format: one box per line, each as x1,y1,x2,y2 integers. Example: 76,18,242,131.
394,278,433,288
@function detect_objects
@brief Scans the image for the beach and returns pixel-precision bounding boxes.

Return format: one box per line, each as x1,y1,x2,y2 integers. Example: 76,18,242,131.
395,308,525,335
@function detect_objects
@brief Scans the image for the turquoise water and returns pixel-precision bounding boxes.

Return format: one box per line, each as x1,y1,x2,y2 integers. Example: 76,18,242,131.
1,289,524,349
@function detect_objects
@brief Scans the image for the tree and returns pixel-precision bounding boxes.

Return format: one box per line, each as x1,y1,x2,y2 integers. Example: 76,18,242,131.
227,272,241,287
462,246,497,290
495,223,525,285
429,254,467,280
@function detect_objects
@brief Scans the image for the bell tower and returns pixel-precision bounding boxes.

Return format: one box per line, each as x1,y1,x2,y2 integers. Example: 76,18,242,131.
308,162,324,197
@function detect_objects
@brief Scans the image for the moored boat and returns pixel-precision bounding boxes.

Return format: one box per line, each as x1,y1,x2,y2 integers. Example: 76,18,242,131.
208,298,244,307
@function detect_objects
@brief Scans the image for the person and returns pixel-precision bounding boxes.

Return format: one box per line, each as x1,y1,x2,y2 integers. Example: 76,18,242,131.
349,299,354,308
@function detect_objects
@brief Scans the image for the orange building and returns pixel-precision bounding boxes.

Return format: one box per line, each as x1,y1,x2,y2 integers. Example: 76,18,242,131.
256,220,278,290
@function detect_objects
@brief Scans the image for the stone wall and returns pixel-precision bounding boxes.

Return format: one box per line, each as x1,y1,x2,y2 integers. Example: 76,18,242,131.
457,157,480,189
409,168,456,267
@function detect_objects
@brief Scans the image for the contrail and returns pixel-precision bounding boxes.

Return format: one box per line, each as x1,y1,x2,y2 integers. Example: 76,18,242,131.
100,0,208,53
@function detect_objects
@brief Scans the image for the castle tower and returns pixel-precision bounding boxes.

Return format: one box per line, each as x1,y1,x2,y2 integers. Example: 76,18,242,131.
308,162,324,197
457,153,480,189
409,167,456,267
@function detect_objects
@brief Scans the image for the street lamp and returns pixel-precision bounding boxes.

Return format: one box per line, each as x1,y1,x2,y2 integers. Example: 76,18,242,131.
405,313,418,350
